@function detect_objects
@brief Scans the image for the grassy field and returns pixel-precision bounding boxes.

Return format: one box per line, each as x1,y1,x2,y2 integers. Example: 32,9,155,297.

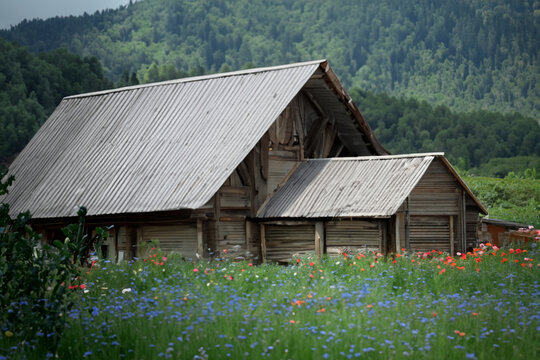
3,242,540,359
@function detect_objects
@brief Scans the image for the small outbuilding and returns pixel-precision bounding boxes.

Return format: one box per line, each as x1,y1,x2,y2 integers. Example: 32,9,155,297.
257,154,487,262
480,218,529,247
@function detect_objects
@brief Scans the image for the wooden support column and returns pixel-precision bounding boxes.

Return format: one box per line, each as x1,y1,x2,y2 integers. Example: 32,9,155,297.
458,190,466,252
114,225,120,262
379,220,387,255
395,214,401,253
245,220,252,255
135,226,142,258
260,223,267,263
461,191,467,251
214,192,221,244
404,197,411,251
315,222,324,258
197,219,204,258
450,216,454,255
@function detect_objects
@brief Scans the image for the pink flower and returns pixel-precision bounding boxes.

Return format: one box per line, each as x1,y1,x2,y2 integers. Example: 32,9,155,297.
193,268,199,273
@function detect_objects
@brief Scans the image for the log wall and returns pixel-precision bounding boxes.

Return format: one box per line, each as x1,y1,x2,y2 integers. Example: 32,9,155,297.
326,220,381,255
265,224,315,263
141,223,198,259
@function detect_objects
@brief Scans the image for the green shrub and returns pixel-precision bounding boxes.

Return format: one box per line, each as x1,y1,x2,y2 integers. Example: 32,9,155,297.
0,170,108,356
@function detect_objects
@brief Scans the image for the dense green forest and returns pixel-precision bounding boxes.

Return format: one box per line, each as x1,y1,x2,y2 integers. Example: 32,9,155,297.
352,90,540,177
0,38,112,165
1,38,539,178
1,0,538,118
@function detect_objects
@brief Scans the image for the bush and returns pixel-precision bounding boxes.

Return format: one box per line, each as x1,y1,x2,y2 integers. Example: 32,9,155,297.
0,170,107,356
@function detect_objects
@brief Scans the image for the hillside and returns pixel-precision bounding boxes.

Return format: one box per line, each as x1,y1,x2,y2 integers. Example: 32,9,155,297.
0,38,539,176
0,38,112,165
1,0,538,118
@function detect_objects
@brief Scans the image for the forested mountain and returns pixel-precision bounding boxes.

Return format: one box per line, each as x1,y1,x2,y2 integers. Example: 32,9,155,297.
0,38,112,165
1,37,538,176
352,90,540,177
1,0,538,118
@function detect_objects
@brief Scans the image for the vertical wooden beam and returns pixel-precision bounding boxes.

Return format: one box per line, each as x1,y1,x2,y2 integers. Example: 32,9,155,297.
395,215,401,253
462,191,467,251
379,220,387,255
197,219,204,258
245,220,252,256
260,223,267,263
135,226,142,258
214,192,221,245
114,225,120,262
405,197,411,251
315,222,324,258
458,189,466,252
450,216,454,255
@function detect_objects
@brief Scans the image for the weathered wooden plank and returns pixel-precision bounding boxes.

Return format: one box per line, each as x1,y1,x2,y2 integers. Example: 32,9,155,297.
265,224,315,262
141,223,197,258
450,216,454,255
197,219,204,257
261,224,267,263
405,197,411,251
267,158,298,195
315,222,324,258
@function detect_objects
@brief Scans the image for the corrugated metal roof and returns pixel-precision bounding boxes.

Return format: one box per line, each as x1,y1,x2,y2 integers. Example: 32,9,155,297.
2,60,324,218
257,154,439,218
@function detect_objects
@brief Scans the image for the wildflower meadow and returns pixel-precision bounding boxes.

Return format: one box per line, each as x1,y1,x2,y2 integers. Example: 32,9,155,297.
2,240,540,359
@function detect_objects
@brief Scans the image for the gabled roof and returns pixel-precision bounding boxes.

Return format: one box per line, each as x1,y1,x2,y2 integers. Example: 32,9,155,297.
2,60,385,219
257,153,487,219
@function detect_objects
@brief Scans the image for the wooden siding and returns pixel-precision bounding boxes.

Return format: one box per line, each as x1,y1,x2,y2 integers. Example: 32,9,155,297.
466,206,479,250
141,224,197,258
326,220,381,255
117,226,136,259
409,159,459,215
267,158,298,195
265,224,315,262
216,220,247,255
220,186,251,209
409,216,451,252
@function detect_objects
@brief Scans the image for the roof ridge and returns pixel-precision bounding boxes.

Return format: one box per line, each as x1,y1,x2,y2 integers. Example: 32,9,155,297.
65,59,326,100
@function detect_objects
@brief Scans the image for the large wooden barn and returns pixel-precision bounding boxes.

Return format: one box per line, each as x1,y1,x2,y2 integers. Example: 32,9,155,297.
1,60,486,262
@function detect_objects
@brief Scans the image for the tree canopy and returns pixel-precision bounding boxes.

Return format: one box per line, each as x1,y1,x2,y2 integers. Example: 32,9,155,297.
1,0,538,118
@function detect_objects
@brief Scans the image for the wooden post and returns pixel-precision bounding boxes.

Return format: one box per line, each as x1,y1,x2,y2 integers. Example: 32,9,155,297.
405,197,411,251
450,216,454,255
458,190,466,252
245,220,252,256
315,222,324,258
395,214,401,253
260,224,267,263
379,220,387,255
197,219,204,258
214,192,221,244
462,191,467,251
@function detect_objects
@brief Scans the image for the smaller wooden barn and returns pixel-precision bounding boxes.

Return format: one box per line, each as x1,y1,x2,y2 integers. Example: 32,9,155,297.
257,153,487,262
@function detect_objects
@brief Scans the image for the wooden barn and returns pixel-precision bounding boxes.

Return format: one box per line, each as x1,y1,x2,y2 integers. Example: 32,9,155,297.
256,154,487,262
1,60,486,262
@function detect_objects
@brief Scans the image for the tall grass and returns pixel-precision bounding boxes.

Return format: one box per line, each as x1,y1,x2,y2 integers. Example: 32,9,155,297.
4,243,539,359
